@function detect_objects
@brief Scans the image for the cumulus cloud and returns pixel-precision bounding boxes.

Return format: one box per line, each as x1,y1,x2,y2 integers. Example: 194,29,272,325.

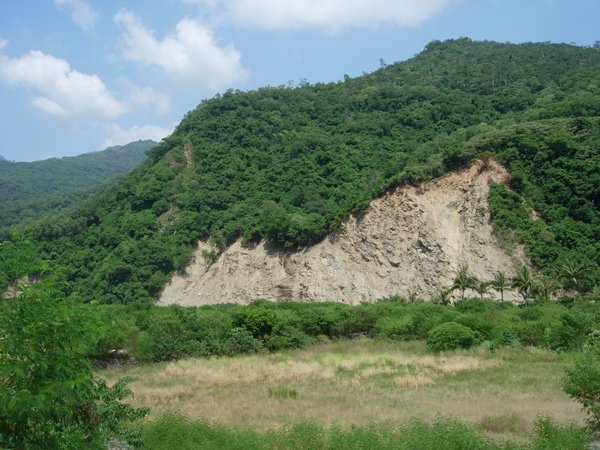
0,49,125,118
0,38,8,50
119,79,172,115
102,123,174,147
54,0,100,33
192,0,455,32
114,9,247,90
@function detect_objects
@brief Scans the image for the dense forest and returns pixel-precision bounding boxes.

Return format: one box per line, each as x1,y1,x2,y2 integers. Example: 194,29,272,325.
0,140,155,230
3,39,599,305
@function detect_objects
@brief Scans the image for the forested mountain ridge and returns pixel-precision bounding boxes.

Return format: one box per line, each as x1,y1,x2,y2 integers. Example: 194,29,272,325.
11,38,599,304
0,140,156,229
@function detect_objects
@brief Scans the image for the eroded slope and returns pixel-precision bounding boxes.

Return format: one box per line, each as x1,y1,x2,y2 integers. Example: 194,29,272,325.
159,160,525,305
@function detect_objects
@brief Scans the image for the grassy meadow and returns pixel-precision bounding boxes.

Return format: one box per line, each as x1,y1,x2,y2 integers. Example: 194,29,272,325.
103,339,586,445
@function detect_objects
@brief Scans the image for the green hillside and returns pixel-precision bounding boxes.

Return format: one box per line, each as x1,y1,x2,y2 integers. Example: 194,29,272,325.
13,38,600,304
0,140,156,229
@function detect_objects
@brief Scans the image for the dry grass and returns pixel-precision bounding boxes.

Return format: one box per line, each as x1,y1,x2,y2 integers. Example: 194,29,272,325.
102,339,584,439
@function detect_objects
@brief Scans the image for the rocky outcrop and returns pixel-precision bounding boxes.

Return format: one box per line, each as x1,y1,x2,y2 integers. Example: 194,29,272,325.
159,160,526,306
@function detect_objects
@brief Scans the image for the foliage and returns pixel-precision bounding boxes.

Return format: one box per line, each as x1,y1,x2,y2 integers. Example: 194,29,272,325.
89,295,600,363
14,39,598,305
452,264,477,300
482,119,600,289
0,140,155,230
140,412,592,449
0,285,148,448
511,265,535,303
492,271,510,303
564,337,600,432
528,417,593,450
0,231,46,293
427,322,477,352
374,316,418,341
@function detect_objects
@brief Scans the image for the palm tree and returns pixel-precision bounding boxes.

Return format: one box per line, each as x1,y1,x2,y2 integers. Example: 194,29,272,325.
512,265,534,304
475,280,491,301
533,275,559,302
557,260,590,293
435,288,453,306
452,264,476,301
492,271,509,303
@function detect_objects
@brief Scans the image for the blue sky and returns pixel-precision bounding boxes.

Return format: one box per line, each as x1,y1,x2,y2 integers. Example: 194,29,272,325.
0,0,598,161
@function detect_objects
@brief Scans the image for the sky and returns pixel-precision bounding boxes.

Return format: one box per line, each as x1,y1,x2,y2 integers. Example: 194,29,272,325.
0,0,598,161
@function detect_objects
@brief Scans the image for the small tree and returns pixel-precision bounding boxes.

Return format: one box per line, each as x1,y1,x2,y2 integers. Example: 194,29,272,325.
533,274,559,301
492,271,509,303
0,285,148,448
564,345,600,433
452,264,476,301
475,280,491,301
434,288,453,306
512,265,534,304
558,260,591,293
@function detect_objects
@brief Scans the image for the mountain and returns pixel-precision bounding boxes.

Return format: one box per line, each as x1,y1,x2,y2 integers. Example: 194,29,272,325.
0,140,156,229
25,38,600,304
0,155,6,162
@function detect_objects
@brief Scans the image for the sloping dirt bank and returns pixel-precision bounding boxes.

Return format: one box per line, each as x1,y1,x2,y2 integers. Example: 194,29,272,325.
159,160,525,306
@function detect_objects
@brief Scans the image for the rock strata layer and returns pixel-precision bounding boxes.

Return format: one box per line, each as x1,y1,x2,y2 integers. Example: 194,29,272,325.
159,160,525,306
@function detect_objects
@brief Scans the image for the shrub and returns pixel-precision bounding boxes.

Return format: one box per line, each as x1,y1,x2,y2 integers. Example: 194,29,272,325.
335,306,380,337
265,325,308,351
491,329,521,349
453,313,494,341
529,417,593,449
427,322,476,352
0,287,147,448
222,327,264,355
374,316,417,341
564,352,600,432
297,304,346,337
235,307,279,339
548,311,594,352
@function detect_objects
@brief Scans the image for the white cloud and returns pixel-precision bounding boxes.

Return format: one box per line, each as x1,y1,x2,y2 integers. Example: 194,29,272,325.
54,0,100,33
0,38,8,50
103,123,174,147
114,9,247,90
119,78,172,115
195,0,455,32
0,49,125,118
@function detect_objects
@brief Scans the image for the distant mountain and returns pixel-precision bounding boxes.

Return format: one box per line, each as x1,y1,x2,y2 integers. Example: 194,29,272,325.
0,140,156,229
0,155,6,162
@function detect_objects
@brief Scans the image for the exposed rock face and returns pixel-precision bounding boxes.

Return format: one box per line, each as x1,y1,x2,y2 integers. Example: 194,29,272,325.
159,160,525,306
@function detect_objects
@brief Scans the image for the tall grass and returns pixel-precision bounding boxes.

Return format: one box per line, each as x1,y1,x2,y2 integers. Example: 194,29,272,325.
140,413,592,450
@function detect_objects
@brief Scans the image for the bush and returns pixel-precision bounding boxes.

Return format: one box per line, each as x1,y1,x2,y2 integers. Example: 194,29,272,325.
564,352,600,432
235,306,279,339
491,329,521,349
374,316,417,341
427,322,476,352
265,325,309,351
222,328,264,356
452,313,494,341
529,417,593,449
0,286,147,448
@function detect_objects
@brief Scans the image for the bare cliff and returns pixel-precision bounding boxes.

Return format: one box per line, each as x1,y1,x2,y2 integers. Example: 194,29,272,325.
159,160,526,306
